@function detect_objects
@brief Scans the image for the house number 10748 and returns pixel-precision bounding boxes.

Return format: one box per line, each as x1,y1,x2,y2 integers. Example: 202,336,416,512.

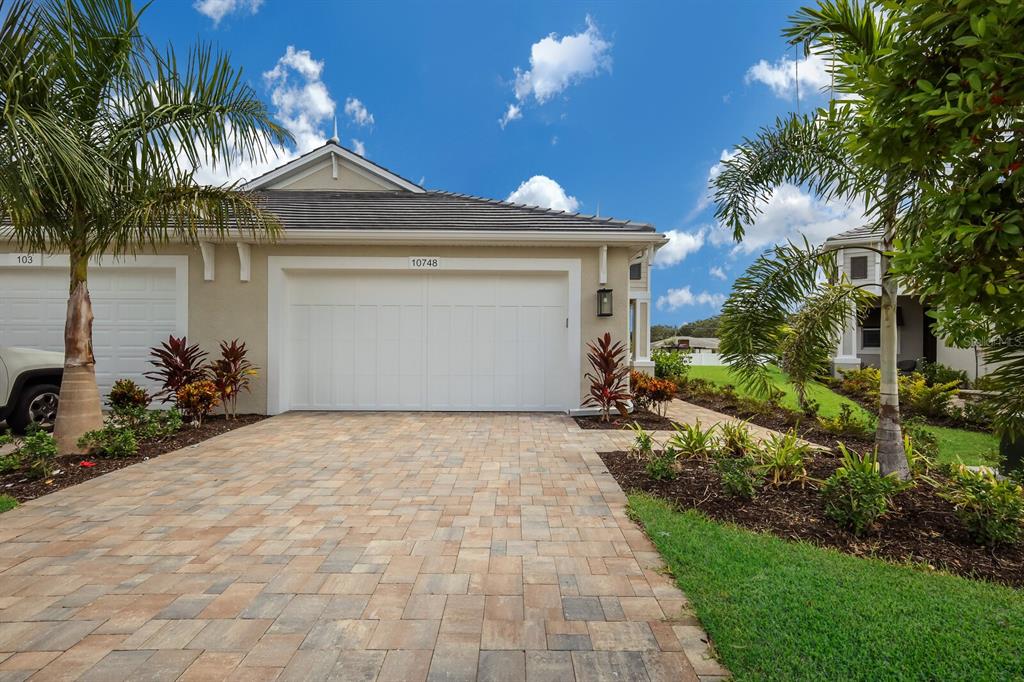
409,257,440,269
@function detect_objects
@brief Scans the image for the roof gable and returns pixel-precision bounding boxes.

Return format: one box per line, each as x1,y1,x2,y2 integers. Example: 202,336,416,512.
242,141,424,193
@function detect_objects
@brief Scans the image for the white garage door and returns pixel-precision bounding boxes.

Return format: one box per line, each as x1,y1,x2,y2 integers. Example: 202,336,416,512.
0,258,186,397
284,270,571,411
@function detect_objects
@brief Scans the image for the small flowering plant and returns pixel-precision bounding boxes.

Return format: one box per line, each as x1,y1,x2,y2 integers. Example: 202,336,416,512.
175,380,221,427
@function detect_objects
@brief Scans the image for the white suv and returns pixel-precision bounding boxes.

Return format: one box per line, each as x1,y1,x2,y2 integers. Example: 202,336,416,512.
0,347,64,433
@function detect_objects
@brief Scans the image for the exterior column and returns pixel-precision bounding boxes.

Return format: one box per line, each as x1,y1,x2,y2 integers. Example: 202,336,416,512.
632,298,654,375
832,247,860,375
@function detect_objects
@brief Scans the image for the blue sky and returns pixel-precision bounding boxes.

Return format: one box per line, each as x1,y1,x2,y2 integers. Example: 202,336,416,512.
143,0,866,325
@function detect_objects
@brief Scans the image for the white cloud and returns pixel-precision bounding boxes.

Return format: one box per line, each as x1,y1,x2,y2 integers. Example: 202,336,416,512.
499,15,611,123
194,0,262,25
263,47,336,153
745,51,831,99
656,287,726,312
190,46,336,186
653,228,706,268
344,97,375,127
499,103,522,129
709,266,727,280
351,138,366,157
688,149,738,219
507,175,579,212
710,183,868,255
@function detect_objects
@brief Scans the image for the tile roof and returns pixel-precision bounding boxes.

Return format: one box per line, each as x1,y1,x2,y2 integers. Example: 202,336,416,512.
252,190,656,232
825,224,883,243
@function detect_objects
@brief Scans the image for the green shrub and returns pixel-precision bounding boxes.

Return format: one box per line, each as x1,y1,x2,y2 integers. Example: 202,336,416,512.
646,447,679,481
715,453,762,500
719,420,755,457
951,400,995,429
652,348,692,381
822,444,911,535
107,378,151,410
18,430,58,479
627,422,655,461
818,404,874,439
940,466,1024,546
916,358,968,388
757,430,810,485
838,367,881,405
899,374,959,419
0,494,17,513
666,420,719,459
78,426,138,458
903,418,939,462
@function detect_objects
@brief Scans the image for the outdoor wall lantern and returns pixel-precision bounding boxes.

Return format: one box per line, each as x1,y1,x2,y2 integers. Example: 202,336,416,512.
597,288,614,317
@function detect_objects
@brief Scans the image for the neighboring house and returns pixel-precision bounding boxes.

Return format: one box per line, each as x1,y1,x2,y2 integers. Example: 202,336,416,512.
652,336,720,353
0,140,665,414
826,225,994,380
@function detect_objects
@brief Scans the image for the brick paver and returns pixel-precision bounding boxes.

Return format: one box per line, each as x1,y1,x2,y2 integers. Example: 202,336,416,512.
0,410,729,681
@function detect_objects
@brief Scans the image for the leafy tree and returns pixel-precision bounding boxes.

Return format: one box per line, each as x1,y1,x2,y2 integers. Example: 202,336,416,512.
713,1,915,477
851,0,1024,439
677,315,722,338
651,325,679,343
0,0,291,452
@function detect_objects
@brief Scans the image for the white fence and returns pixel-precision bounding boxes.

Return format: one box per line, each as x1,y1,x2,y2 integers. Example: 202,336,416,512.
687,352,725,366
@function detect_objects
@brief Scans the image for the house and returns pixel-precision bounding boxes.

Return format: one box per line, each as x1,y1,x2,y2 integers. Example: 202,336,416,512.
0,141,665,414
826,225,995,380
652,336,720,353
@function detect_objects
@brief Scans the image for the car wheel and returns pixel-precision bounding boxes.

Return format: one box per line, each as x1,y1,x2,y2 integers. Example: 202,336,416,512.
8,384,60,433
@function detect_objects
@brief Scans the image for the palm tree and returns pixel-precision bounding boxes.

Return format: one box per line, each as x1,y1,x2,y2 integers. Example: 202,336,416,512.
711,1,914,478
0,0,292,452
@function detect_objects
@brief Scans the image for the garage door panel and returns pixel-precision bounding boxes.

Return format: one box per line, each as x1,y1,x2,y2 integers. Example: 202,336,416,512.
1,265,181,398
284,269,570,412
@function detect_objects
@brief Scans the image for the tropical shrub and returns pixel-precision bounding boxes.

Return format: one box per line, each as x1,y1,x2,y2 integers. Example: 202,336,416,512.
899,374,959,420
837,367,881,406
757,430,809,485
718,420,755,457
902,417,939,463
940,466,1024,546
630,371,675,416
175,380,220,426
207,339,257,418
652,348,691,381
627,422,655,462
821,444,910,536
19,429,58,479
666,421,718,459
78,425,137,458
646,447,678,482
715,453,762,500
107,379,151,410
916,358,968,388
817,404,873,439
583,333,631,422
145,335,208,403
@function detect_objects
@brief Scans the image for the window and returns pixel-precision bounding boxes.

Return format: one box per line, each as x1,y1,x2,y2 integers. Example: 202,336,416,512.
629,262,642,280
850,255,868,280
859,307,903,350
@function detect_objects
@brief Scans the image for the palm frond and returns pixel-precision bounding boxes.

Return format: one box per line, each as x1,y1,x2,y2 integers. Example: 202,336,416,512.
980,338,1024,439
719,239,833,398
712,112,867,243
784,0,894,56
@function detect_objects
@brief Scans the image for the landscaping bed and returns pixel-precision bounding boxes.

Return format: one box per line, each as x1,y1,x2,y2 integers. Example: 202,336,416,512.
1,414,264,503
573,409,673,431
602,448,1024,587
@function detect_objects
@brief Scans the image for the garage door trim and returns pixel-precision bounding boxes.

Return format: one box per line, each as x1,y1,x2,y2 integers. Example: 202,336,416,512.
267,256,581,414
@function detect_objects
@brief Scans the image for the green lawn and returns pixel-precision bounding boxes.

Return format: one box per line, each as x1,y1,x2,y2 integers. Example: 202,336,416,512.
685,365,999,466
630,493,1024,681
0,495,18,514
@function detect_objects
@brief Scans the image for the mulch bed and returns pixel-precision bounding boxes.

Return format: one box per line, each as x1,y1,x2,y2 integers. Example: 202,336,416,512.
676,386,877,453
1,414,265,504
574,409,674,431
601,449,1024,588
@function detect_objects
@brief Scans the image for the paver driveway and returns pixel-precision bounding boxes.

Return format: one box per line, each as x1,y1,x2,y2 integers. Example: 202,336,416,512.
0,412,726,681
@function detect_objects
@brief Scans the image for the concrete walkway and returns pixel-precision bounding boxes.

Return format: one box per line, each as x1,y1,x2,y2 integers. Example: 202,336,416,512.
0,410,729,681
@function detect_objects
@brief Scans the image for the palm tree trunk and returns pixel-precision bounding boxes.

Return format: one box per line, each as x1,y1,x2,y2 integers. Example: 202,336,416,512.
876,238,909,479
53,251,103,453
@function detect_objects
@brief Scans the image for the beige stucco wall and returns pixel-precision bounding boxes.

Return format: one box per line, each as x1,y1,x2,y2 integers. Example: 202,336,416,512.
1,241,633,414
264,154,408,192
